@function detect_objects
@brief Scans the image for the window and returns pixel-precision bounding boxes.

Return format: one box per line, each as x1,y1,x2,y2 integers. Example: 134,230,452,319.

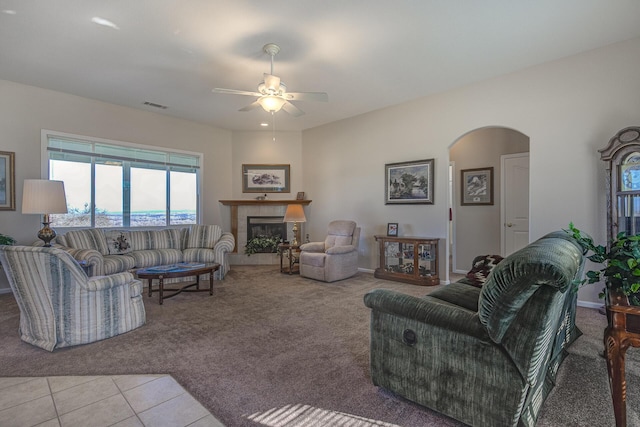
44,131,200,228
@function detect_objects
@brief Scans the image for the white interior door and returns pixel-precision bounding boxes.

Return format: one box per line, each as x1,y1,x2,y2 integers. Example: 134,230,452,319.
502,153,530,255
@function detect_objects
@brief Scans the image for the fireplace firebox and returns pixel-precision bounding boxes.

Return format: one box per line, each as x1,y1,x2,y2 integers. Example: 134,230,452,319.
246,216,287,249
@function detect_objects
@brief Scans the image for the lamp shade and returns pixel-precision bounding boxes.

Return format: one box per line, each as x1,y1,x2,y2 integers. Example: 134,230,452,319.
22,179,68,214
283,204,306,223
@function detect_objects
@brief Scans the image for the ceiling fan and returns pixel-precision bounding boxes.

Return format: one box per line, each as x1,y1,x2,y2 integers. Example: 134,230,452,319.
212,43,328,117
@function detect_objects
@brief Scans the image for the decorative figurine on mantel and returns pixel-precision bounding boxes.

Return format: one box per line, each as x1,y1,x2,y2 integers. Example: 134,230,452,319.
255,193,268,200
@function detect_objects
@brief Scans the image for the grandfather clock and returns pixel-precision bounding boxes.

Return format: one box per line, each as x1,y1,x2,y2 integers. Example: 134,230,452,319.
599,126,640,427
599,126,640,242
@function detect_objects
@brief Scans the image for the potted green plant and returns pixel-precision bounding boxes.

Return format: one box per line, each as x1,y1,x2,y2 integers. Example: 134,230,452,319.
0,233,16,246
244,235,281,256
566,223,640,306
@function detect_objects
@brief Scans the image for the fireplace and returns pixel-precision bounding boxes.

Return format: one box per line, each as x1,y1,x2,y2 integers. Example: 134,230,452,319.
247,216,287,244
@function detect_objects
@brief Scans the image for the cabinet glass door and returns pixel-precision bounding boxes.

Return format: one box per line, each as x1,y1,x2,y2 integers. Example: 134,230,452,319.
383,241,401,273
418,243,435,277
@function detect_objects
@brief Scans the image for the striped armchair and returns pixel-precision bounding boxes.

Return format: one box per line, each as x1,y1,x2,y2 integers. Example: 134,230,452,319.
0,245,146,351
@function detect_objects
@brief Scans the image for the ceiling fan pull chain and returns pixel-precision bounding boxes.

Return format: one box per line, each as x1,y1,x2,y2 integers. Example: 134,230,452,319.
272,111,276,141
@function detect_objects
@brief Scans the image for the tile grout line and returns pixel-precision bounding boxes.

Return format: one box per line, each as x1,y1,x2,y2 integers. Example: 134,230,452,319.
46,377,62,426
111,375,147,427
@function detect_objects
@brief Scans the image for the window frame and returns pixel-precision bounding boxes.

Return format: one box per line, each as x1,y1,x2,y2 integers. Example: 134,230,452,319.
41,129,203,230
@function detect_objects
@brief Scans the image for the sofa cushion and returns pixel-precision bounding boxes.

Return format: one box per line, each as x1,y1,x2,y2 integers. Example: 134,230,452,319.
128,229,184,251
62,229,110,256
182,248,217,263
105,230,133,255
465,255,504,287
186,225,222,249
103,255,136,275
129,249,183,268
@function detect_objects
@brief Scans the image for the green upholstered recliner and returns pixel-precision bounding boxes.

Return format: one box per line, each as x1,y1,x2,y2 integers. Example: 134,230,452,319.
364,231,585,427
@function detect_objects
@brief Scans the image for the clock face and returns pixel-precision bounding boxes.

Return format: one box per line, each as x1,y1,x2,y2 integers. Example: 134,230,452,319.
621,154,640,191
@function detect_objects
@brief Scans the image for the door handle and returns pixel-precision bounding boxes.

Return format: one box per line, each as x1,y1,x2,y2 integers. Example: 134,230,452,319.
506,223,513,227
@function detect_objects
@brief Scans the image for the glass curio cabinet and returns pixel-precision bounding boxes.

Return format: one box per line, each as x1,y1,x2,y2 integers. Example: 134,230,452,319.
374,235,439,286
600,126,640,242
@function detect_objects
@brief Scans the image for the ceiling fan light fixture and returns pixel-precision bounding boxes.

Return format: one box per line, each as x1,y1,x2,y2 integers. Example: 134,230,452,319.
258,96,286,113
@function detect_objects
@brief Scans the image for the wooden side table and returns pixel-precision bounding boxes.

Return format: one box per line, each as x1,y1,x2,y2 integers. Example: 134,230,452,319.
278,243,300,274
604,288,640,426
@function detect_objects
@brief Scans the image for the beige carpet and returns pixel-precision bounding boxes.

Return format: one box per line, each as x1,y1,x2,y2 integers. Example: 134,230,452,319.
0,265,637,426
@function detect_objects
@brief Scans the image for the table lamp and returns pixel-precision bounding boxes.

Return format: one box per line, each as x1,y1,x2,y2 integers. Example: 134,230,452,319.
283,204,306,246
22,179,68,247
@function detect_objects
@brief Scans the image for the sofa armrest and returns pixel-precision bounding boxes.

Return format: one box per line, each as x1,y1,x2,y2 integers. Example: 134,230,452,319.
326,244,356,255
364,289,487,338
299,241,325,252
83,272,137,292
55,247,103,276
214,232,235,252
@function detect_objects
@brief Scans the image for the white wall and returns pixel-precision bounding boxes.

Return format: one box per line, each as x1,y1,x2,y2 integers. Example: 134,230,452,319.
230,131,303,200
302,37,640,305
0,79,233,291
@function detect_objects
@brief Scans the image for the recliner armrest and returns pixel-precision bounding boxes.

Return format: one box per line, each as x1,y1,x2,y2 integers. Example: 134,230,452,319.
299,241,325,252
364,289,487,338
326,245,357,255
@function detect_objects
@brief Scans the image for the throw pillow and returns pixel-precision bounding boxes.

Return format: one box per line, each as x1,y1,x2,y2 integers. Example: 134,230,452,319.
465,254,504,288
105,230,132,255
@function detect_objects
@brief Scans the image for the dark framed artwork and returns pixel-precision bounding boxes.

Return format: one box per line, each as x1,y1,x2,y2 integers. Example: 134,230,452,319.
385,158,434,204
461,167,494,205
242,164,290,193
387,222,398,236
0,151,15,210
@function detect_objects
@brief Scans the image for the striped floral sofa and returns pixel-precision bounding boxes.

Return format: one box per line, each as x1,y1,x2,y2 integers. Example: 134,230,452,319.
53,224,234,280
0,245,146,351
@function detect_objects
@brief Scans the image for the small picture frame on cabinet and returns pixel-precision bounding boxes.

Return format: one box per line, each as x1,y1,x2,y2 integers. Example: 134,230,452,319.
296,191,305,200
387,223,398,237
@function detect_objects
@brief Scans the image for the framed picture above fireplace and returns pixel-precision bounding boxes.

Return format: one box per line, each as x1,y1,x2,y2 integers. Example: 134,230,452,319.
242,164,290,193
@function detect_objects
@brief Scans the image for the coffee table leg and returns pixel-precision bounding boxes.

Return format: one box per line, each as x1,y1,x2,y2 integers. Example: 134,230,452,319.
209,272,214,295
148,279,153,297
159,277,164,305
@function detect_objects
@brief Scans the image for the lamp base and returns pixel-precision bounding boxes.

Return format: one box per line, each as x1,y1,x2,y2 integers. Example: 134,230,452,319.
37,218,57,247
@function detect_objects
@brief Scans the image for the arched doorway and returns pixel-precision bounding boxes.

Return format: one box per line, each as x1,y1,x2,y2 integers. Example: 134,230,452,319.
448,127,530,274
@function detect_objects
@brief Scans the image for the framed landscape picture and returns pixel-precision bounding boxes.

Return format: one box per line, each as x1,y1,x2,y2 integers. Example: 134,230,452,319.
385,159,434,205
242,164,290,193
461,167,493,205
0,151,15,210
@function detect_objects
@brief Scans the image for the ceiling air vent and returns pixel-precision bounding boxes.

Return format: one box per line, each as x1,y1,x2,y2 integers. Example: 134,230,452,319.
143,101,168,109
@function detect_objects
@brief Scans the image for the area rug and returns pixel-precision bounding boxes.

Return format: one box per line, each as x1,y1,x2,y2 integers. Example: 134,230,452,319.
0,266,638,426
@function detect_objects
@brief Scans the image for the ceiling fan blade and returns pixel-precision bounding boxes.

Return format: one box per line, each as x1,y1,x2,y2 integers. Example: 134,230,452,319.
238,100,262,112
282,101,305,117
285,91,329,102
263,74,281,92
213,88,262,97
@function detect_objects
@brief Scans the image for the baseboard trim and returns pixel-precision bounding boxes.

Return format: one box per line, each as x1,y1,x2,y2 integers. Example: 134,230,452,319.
358,268,375,274
577,300,605,309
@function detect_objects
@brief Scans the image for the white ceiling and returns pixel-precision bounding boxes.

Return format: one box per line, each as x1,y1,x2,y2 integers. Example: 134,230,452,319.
2,1,640,132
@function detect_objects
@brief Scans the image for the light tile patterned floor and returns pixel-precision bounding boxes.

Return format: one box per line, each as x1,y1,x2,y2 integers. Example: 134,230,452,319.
0,375,224,427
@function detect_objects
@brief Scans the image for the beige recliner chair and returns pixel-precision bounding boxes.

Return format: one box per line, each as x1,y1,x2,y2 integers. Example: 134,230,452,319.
299,220,360,282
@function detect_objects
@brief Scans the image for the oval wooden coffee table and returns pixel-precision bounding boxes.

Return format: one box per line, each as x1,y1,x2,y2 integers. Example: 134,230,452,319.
137,263,220,305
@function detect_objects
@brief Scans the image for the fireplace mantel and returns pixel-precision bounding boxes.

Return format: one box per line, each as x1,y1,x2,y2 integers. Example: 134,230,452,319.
220,199,312,252
219,200,312,206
